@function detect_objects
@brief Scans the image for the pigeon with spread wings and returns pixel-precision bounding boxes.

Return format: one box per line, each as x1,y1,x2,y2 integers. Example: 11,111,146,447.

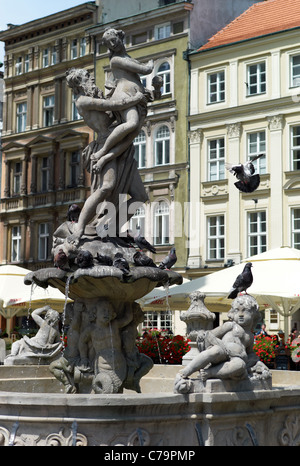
225,154,264,193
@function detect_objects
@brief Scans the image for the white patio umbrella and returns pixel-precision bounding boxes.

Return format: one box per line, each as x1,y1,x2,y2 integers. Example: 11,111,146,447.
140,247,300,336
0,265,71,323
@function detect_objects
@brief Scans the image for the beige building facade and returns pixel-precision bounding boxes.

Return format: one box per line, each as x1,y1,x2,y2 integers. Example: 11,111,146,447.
187,24,300,332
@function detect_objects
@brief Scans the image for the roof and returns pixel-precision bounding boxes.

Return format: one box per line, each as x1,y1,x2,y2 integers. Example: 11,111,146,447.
198,0,300,52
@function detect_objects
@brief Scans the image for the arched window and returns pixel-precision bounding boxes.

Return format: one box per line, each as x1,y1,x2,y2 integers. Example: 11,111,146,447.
133,131,146,168
130,205,146,236
155,125,170,166
154,201,169,245
157,62,171,95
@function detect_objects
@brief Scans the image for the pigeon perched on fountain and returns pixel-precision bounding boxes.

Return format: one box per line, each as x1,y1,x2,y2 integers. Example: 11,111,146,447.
158,247,177,270
67,204,81,222
133,251,157,268
225,154,264,193
133,227,156,254
96,253,113,266
227,262,253,299
113,252,130,275
54,248,69,270
75,250,94,268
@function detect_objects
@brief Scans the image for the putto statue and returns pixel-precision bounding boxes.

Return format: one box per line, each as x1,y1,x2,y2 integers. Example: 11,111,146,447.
174,294,271,394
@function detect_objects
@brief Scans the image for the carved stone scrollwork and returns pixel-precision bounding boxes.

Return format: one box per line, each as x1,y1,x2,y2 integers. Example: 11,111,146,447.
226,122,242,139
267,114,284,131
188,128,203,144
279,414,300,446
45,427,88,446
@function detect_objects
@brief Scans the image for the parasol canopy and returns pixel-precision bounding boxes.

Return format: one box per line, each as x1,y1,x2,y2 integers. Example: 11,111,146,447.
0,264,71,319
140,247,300,335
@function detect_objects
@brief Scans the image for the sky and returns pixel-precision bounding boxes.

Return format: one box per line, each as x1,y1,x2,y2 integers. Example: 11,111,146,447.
0,0,91,64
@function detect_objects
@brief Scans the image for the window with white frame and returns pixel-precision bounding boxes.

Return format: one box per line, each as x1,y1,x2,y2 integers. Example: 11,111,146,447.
24,54,29,73
291,125,300,170
154,201,169,245
11,226,21,262
154,22,171,40
291,208,300,249
269,309,279,330
291,55,300,87
38,223,49,261
42,48,49,68
133,131,146,168
16,102,27,133
71,39,78,59
41,157,50,192
69,151,80,187
15,57,22,75
129,206,146,236
248,211,267,256
247,62,266,95
207,215,225,260
72,94,81,121
207,70,225,104
80,37,86,57
51,46,57,66
13,162,22,195
43,95,55,127
155,125,170,165
142,311,173,331
247,131,266,174
157,62,171,95
208,138,225,181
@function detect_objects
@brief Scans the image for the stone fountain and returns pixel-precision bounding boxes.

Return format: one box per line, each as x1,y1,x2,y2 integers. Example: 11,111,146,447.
1,28,300,447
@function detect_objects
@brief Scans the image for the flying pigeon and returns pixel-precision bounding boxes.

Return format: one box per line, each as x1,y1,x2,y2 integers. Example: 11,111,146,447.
67,204,81,222
133,228,156,254
113,252,130,275
133,251,157,268
54,248,69,270
225,154,264,193
227,262,253,299
158,247,177,270
75,250,94,268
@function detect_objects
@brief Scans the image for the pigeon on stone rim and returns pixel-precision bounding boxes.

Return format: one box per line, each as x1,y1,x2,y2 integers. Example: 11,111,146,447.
227,262,253,299
133,251,157,268
158,247,177,270
225,154,264,193
113,252,130,275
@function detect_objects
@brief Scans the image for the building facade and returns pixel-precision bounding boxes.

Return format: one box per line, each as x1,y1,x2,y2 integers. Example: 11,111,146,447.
187,0,300,331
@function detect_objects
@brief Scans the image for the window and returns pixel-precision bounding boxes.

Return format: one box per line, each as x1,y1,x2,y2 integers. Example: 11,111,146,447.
248,211,267,256
72,94,81,121
157,62,171,95
16,102,27,133
292,208,300,249
38,223,49,261
291,126,300,170
247,62,266,95
41,157,50,192
207,215,225,260
15,57,22,75
208,71,225,104
71,39,78,59
208,138,225,181
154,201,169,245
11,226,21,262
155,125,170,165
51,46,57,66
154,22,171,40
43,96,55,127
291,55,300,87
269,310,279,330
129,206,145,236
134,131,146,168
132,32,147,45
13,162,22,195
80,38,86,57
142,311,173,332
24,54,29,73
69,151,80,187
42,48,49,68
247,131,266,174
